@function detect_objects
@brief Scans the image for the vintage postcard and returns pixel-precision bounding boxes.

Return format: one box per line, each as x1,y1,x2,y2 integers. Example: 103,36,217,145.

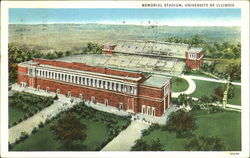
1,1,249,158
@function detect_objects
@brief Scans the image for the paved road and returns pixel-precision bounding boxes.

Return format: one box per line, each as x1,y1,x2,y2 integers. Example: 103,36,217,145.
101,121,149,151
184,74,241,86
172,75,196,98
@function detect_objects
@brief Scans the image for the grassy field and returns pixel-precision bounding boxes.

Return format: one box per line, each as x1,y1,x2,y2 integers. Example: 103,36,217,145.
214,58,241,73
9,92,54,127
11,103,131,151
140,110,241,151
228,85,241,105
11,119,109,151
189,80,241,105
172,77,189,92
189,79,225,98
9,106,26,126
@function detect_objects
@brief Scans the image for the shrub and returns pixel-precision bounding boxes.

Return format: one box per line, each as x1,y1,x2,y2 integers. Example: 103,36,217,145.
141,129,150,136
15,138,20,144
45,118,50,124
38,121,44,128
28,112,33,117
12,121,17,126
31,127,38,134
54,94,59,100
20,131,28,141
18,118,23,123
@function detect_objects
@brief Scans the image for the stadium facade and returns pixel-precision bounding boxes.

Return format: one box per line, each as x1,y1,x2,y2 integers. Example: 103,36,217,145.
102,40,204,69
17,58,172,117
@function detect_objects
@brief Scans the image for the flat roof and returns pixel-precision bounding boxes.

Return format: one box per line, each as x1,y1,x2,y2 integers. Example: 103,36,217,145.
142,75,170,88
186,47,203,53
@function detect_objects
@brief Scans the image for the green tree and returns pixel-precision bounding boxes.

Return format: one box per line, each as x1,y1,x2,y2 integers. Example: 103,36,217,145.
184,135,226,151
51,113,87,150
131,139,164,151
166,110,197,137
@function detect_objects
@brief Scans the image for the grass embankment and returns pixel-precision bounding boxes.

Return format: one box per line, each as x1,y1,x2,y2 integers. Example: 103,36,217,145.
172,77,189,92
189,80,241,105
139,110,241,151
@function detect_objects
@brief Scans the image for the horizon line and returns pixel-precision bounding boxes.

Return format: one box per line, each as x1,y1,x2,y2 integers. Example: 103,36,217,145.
8,22,241,27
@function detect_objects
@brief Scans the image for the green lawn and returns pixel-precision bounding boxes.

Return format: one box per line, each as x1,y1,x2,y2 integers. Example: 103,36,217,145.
11,103,131,151
11,119,109,151
189,80,241,105
189,79,224,98
9,92,54,127
139,110,241,151
172,77,189,92
228,85,241,105
9,106,26,127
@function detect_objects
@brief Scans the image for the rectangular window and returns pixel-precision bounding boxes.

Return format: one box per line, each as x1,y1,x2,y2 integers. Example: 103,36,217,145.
86,78,89,85
91,96,96,103
79,77,82,84
104,99,108,106
142,105,146,114
82,77,85,85
99,80,101,88
46,87,50,93
79,93,83,100
56,89,60,94
119,103,123,110
67,91,71,97
147,106,150,115
152,107,155,116
91,79,93,86
103,81,106,88
76,76,78,84
37,85,40,90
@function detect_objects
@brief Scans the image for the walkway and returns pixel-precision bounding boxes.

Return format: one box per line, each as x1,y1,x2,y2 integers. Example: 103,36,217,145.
172,75,196,98
101,121,149,151
8,99,74,144
9,84,76,144
184,74,241,86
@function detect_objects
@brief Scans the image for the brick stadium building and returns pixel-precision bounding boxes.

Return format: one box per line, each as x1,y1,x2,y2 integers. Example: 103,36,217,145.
102,40,204,69
17,58,172,117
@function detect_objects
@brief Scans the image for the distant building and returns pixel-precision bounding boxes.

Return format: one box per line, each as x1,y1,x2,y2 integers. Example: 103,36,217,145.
17,58,172,117
102,40,203,69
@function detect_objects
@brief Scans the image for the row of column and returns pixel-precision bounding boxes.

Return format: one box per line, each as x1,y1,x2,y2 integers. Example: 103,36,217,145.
141,105,155,116
35,68,138,95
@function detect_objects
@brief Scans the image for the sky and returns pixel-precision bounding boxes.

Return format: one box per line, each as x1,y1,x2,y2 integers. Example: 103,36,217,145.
9,8,241,26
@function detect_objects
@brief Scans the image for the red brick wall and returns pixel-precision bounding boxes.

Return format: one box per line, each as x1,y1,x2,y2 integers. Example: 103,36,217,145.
138,98,163,117
36,78,140,111
18,66,28,74
139,86,163,98
17,74,28,84
185,52,203,69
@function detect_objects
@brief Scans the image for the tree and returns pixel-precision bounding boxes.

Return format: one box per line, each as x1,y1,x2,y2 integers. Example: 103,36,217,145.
166,110,197,137
131,139,164,151
184,135,226,151
131,139,149,151
50,113,87,150
215,86,225,100
226,64,241,81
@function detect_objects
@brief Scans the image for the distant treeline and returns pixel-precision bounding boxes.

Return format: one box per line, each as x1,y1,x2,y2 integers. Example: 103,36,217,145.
8,42,102,84
165,35,241,59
